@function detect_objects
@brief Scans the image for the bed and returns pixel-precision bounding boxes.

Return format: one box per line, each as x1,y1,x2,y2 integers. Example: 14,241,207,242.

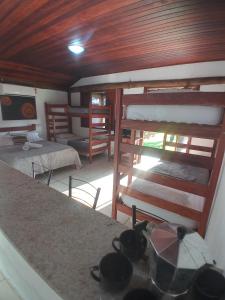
45,102,112,162
0,125,81,176
121,156,209,228
112,90,225,236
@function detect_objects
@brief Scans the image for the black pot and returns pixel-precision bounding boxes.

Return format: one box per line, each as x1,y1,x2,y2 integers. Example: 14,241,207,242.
90,252,133,292
123,288,158,300
194,265,225,299
112,229,147,262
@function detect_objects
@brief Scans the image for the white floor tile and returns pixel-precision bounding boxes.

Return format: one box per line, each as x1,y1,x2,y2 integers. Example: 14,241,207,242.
50,181,68,194
0,281,22,300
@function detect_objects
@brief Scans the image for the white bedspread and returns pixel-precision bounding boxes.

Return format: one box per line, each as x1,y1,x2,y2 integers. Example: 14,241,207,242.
0,141,81,176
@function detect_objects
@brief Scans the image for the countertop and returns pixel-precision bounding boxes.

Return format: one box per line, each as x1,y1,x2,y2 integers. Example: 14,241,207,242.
0,161,126,300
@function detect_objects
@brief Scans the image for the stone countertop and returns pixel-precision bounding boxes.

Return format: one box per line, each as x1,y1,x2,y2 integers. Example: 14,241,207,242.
0,161,126,300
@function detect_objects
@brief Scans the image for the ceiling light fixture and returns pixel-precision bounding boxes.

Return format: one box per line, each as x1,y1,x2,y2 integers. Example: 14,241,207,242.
68,44,84,54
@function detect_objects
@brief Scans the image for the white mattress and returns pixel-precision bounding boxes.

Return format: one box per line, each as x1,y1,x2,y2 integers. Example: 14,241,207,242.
134,156,209,184
126,105,222,125
121,157,208,228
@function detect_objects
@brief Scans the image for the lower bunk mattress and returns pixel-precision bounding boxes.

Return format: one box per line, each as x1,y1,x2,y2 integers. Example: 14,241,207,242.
68,137,108,155
121,158,209,228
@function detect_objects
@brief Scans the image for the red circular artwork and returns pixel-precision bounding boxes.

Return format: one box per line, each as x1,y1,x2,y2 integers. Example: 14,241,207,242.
21,103,36,119
1,96,12,106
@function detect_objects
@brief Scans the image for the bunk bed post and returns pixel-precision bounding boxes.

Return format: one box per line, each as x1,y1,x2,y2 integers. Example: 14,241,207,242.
107,105,112,161
67,90,72,133
45,103,50,141
128,129,136,185
89,102,93,163
112,88,123,219
199,112,225,237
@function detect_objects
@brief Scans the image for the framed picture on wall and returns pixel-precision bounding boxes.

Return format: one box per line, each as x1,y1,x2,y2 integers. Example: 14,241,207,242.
0,94,37,120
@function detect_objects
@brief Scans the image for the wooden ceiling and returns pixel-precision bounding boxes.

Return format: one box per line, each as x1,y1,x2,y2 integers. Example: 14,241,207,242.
0,0,225,90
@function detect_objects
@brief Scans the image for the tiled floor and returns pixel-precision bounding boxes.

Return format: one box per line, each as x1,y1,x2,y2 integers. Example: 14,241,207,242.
49,154,132,226
0,154,131,299
0,271,22,300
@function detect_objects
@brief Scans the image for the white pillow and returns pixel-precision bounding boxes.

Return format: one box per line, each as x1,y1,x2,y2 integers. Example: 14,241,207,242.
26,131,43,142
0,135,13,146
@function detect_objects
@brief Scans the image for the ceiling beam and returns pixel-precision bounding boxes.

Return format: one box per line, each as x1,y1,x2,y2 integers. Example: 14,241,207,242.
70,76,225,93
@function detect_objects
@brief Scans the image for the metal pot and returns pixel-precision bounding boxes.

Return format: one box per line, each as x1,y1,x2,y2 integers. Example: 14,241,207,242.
145,222,213,296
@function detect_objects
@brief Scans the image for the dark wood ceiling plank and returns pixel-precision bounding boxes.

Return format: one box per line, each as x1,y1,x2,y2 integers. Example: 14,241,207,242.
9,2,225,73
0,0,225,88
7,0,204,59
2,0,139,59
0,60,74,90
0,0,48,37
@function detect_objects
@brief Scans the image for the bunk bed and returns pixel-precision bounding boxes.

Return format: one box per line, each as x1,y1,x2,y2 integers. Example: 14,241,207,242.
112,90,225,237
45,103,112,162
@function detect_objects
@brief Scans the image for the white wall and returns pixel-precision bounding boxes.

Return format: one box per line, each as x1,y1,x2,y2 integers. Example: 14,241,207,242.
0,84,67,138
72,61,225,270
73,60,225,87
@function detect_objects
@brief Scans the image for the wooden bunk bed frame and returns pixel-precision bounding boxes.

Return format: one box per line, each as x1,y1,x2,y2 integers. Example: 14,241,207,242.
112,89,225,237
45,102,112,162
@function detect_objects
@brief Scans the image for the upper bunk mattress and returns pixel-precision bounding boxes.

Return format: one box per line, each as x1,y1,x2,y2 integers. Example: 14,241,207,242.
126,105,223,125
69,107,109,115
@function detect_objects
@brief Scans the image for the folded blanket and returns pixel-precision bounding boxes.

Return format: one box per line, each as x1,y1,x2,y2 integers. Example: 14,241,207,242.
22,142,43,151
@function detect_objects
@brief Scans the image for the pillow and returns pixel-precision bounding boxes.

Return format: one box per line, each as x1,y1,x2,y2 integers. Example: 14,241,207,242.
0,135,13,147
26,131,43,142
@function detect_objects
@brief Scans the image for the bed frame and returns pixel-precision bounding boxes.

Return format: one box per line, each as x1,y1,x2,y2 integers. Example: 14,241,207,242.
45,103,112,162
0,124,36,133
112,90,225,237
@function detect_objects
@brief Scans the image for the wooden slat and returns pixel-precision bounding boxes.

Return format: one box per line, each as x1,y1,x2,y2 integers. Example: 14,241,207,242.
118,163,208,197
90,105,111,110
91,146,108,153
165,142,213,153
120,142,213,169
91,114,110,118
92,131,108,136
47,112,67,116
121,120,222,139
91,139,109,145
91,123,106,127
119,185,201,221
0,124,36,132
123,92,225,107
53,118,69,123
55,125,69,130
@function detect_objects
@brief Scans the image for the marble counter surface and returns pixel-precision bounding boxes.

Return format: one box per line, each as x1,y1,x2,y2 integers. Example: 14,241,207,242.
0,161,126,300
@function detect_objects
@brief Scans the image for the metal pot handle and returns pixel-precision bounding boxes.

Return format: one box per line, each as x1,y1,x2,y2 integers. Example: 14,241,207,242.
112,237,120,252
90,265,101,282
